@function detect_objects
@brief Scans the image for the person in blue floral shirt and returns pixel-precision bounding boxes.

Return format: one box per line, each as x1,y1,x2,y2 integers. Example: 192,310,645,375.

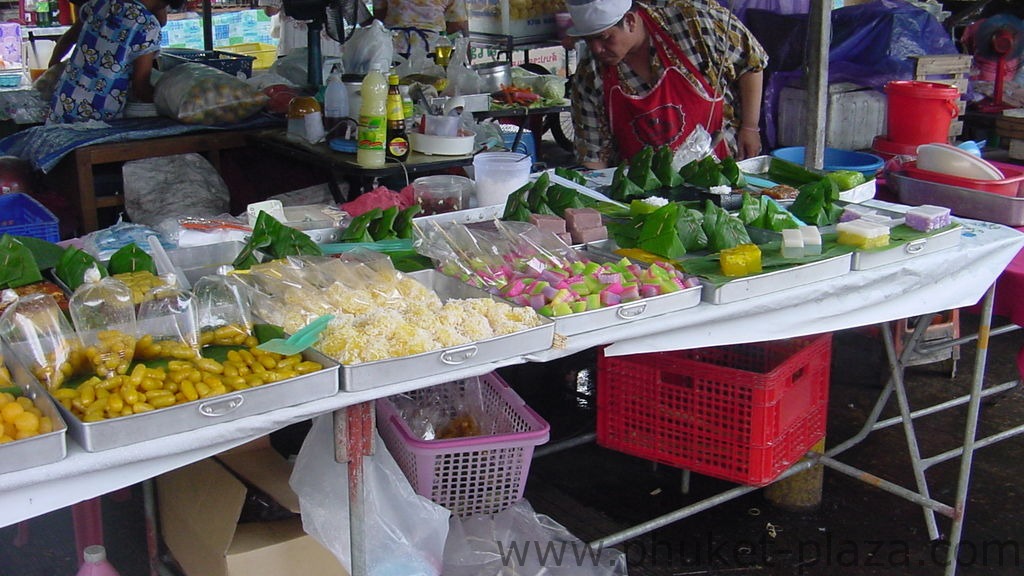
47,0,184,123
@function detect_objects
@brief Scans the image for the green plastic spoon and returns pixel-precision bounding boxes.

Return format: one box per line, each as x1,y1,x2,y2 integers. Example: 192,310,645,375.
255,314,334,356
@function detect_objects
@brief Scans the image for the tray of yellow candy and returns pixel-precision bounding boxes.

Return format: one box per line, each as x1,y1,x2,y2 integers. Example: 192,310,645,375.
0,345,67,473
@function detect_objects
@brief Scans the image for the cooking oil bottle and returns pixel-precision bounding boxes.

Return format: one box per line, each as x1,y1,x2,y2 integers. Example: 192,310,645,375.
356,65,387,167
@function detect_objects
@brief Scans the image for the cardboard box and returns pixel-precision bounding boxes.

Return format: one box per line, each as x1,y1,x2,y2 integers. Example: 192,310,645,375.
158,444,348,576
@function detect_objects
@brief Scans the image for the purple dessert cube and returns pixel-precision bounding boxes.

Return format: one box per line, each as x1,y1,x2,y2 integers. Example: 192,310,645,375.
570,225,608,244
905,205,951,232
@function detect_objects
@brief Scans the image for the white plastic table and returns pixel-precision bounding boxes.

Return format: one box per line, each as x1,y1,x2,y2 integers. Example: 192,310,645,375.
1,205,1022,576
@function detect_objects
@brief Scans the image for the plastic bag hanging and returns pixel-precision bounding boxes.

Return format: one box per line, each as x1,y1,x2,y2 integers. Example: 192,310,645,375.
0,292,86,392
135,276,201,362
69,267,137,380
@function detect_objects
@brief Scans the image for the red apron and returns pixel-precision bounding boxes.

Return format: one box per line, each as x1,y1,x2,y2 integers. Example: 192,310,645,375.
603,8,729,160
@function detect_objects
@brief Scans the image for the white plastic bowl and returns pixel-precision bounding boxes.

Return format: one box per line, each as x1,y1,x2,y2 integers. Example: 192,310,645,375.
408,129,476,156
916,143,1004,181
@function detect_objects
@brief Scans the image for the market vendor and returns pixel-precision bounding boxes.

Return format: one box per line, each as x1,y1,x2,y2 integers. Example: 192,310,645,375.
46,0,182,123
371,0,468,56
567,0,768,168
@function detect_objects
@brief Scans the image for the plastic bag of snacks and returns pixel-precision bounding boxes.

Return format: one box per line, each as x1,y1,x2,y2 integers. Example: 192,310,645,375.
0,292,86,391
392,376,490,441
154,62,268,125
68,268,137,380
192,267,256,347
135,278,201,362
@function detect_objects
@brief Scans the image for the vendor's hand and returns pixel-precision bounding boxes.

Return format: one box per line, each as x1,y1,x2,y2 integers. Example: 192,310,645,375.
737,127,762,160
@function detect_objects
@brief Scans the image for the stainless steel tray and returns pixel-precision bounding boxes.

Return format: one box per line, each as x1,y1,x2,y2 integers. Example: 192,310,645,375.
57,348,339,452
0,350,67,473
549,241,703,336
336,270,555,392
700,252,853,304
850,224,962,270
889,170,1024,227
738,155,876,204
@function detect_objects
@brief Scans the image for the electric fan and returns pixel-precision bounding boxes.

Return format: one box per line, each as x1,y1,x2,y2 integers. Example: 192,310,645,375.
281,0,367,86
973,14,1024,113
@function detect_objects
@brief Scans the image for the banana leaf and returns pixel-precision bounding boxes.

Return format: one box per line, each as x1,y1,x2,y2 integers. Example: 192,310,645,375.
394,204,422,239
502,181,533,222
628,146,662,192
368,205,399,240
554,166,588,185
233,211,323,269
0,234,43,289
638,203,686,259
653,146,683,188
55,246,107,291
611,162,646,202
108,243,156,275
527,172,550,212
676,208,708,252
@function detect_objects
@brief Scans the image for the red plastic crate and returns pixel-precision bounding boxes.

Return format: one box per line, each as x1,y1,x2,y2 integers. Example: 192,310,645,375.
597,334,831,486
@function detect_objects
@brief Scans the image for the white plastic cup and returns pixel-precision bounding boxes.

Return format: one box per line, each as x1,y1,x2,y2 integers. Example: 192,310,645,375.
473,152,531,207
424,115,460,137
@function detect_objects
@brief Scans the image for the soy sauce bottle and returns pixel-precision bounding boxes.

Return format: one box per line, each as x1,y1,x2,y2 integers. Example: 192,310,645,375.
385,74,410,162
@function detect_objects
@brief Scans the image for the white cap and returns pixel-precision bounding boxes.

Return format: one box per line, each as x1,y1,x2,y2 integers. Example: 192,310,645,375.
567,0,632,37
84,545,107,564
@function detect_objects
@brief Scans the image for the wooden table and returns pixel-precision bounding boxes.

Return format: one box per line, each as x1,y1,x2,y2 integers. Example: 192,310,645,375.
43,129,256,234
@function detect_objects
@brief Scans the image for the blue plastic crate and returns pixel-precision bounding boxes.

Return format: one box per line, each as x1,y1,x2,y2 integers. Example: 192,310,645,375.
0,193,59,242
158,48,255,78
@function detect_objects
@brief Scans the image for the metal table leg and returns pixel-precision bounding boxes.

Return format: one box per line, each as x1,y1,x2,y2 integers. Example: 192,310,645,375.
334,402,375,576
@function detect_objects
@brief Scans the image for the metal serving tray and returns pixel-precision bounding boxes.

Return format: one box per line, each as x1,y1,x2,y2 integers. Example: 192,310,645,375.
413,204,504,227
738,155,876,204
0,349,67,474
699,252,853,304
889,170,1024,227
56,348,339,452
551,241,703,336
335,270,554,392
842,202,962,270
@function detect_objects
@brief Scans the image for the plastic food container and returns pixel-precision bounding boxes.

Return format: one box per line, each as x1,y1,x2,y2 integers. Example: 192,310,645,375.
899,160,1024,197
413,175,473,215
408,130,476,156
473,152,531,206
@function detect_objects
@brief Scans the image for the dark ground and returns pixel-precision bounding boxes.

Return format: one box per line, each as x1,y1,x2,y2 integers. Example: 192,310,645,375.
2,138,1023,576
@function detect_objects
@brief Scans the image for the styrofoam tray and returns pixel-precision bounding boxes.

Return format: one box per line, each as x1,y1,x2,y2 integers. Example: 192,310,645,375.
0,349,67,473
334,270,554,392
54,348,339,452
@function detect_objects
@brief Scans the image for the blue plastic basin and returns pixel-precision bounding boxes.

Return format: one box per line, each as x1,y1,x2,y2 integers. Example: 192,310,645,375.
770,146,884,178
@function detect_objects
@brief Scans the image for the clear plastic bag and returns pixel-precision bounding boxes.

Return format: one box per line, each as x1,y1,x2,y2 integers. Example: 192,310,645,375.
443,37,483,97
393,376,490,441
69,267,137,380
341,21,394,76
290,415,450,576
393,43,444,79
135,280,201,362
154,62,268,125
192,268,254,348
0,292,86,392
443,499,628,576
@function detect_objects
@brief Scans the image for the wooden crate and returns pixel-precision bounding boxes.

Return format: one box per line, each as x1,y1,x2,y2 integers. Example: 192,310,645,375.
911,54,973,139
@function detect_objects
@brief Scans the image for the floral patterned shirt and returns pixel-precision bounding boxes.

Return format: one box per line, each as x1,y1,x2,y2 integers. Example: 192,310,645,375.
48,0,162,123
571,0,767,165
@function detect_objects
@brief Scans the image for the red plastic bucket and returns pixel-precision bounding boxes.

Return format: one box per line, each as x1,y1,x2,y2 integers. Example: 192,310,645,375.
885,81,960,146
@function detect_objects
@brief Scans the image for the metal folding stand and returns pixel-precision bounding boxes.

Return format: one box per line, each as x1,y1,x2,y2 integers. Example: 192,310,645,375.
584,284,1023,576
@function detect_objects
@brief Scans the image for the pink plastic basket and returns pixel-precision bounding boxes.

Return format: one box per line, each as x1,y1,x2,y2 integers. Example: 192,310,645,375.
377,372,550,517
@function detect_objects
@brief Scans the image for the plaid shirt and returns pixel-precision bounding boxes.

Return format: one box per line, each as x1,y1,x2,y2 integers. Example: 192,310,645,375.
570,0,768,165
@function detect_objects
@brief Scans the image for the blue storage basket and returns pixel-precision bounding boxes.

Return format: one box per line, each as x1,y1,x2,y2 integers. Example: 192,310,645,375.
158,49,255,78
0,193,60,242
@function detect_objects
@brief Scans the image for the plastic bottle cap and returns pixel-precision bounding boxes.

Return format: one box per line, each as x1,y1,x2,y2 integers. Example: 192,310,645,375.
84,545,107,564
